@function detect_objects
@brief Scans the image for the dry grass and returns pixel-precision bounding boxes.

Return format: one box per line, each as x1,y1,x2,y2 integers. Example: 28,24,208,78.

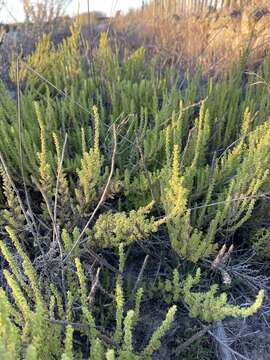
114,1,270,74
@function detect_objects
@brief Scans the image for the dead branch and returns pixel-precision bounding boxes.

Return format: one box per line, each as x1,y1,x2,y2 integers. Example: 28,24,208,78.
209,325,251,360
133,254,149,294
88,267,101,306
173,324,211,355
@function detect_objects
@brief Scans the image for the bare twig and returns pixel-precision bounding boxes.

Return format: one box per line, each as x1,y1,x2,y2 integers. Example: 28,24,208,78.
83,248,119,274
88,267,101,306
106,0,118,36
52,134,68,293
2,1,19,23
209,327,252,360
180,127,194,169
190,192,270,212
173,325,211,355
133,254,149,294
52,133,68,246
212,321,234,360
182,97,208,113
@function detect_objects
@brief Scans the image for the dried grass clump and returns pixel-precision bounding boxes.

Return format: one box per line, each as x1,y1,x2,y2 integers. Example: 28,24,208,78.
114,0,270,74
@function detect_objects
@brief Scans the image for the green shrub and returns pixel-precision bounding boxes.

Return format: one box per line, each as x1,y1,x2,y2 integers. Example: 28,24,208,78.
0,22,269,358
0,235,177,359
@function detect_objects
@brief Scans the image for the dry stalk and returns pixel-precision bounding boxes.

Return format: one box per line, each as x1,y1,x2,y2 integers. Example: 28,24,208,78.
173,324,212,355
133,254,149,294
209,326,252,360
88,267,101,306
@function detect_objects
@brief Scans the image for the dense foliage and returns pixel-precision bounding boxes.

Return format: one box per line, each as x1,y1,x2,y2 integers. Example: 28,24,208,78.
0,21,269,358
